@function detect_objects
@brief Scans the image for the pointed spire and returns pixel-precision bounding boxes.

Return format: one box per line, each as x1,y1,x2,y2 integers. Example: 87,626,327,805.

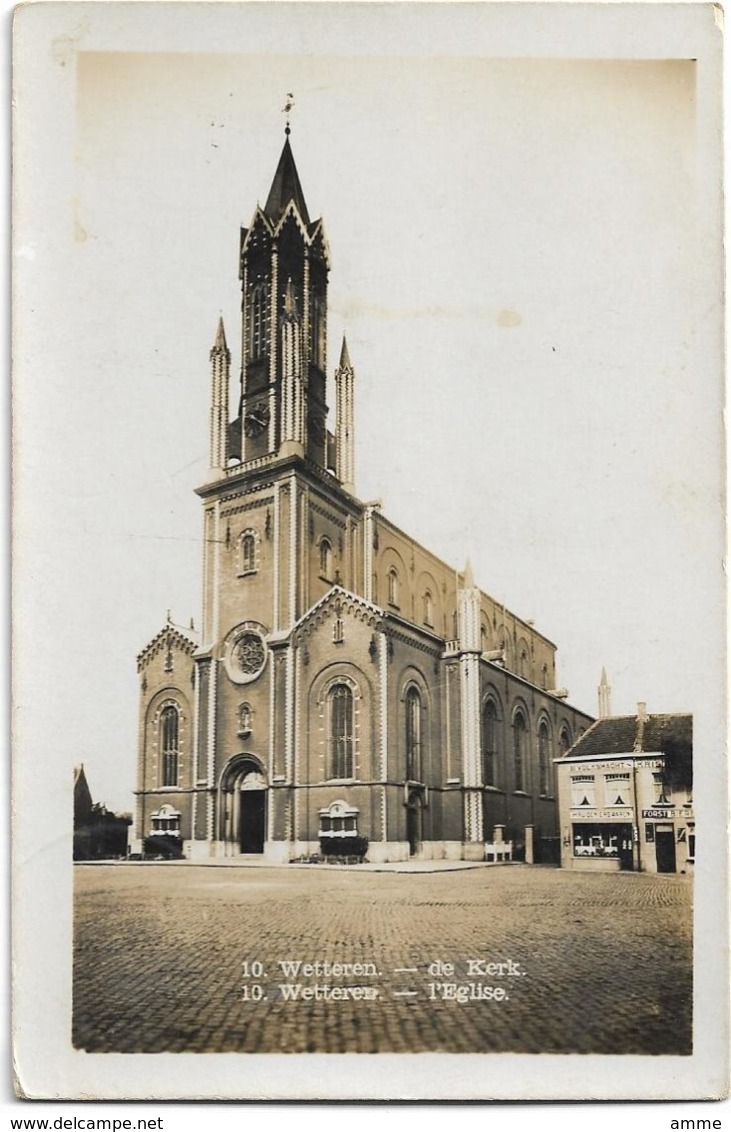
264,137,310,225
213,315,227,351
338,335,352,371
598,668,612,719
463,557,475,589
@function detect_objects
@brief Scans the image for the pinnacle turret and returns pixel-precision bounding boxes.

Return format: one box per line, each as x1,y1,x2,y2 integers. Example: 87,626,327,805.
211,315,229,355
338,336,352,371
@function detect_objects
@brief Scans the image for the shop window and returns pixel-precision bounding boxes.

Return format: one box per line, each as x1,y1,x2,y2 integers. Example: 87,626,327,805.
482,699,500,788
645,823,655,842
405,686,422,781
328,682,354,779
572,822,625,858
160,704,180,787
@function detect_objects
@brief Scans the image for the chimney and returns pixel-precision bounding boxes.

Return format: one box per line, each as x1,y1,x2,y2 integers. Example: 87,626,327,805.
637,701,648,722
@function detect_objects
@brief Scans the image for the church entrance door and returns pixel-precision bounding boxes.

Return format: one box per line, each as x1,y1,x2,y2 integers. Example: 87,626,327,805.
240,790,266,854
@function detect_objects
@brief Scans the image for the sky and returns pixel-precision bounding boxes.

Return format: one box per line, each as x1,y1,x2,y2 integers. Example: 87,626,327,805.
15,16,723,817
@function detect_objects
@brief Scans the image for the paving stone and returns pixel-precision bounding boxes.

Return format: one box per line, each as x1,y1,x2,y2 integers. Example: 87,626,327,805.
73,864,692,1055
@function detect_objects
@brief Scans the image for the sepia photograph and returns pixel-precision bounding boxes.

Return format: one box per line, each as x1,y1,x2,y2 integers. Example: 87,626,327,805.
12,0,727,1102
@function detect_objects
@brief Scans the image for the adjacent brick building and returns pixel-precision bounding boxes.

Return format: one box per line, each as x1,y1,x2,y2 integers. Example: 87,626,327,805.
134,130,593,863
556,706,693,873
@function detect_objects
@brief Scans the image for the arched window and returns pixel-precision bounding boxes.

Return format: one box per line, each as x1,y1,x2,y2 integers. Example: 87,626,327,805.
423,591,433,627
541,664,548,690
328,683,354,779
161,704,179,787
241,531,256,574
558,727,572,757
405,686,422,781
520,648,530,679
538,720,551,795
513,710,526,793
249,284,267,359
387,568,399,607
482,699,499,787
320,538,333,580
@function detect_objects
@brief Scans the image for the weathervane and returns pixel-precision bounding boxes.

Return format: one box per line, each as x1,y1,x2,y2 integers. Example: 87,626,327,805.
282,92,295,136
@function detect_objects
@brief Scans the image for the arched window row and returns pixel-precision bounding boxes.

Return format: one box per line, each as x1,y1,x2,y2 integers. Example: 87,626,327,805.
478,702,565,796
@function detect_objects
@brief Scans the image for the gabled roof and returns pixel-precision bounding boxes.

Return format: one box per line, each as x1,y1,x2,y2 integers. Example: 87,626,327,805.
292,585,383,638
264,137,310,226
561,712,692,760
137,623,199,671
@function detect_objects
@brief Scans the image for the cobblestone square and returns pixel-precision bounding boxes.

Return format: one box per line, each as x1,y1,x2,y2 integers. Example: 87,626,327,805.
73,863,692,1055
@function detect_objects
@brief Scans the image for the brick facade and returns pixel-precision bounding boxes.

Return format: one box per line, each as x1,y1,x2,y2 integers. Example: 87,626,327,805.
134,133,593,862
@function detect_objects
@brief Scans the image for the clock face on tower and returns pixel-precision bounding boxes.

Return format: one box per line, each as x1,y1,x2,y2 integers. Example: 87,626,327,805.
244,403,270,438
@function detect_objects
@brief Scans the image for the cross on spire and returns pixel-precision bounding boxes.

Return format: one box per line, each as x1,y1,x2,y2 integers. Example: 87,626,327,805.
282,92,295,136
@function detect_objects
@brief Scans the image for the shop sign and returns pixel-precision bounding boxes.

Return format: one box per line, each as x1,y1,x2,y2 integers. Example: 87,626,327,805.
570,808,631,821
642,807,683,819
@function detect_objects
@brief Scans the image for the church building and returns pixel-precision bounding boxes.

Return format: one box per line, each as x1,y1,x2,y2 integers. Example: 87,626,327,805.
134,129,594,863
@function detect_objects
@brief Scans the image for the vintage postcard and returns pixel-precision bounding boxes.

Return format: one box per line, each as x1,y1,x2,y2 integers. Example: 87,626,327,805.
11,0,728,1102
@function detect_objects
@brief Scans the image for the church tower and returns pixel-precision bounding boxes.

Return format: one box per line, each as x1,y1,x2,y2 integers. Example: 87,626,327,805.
235,128,331,470
133,124,595,865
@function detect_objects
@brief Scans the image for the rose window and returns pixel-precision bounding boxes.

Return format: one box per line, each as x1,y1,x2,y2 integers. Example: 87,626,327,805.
235,632,265,676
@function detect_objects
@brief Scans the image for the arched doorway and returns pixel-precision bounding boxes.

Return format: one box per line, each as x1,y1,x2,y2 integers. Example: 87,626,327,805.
220,756,267,855
404,784,425,857
239,771,266,853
